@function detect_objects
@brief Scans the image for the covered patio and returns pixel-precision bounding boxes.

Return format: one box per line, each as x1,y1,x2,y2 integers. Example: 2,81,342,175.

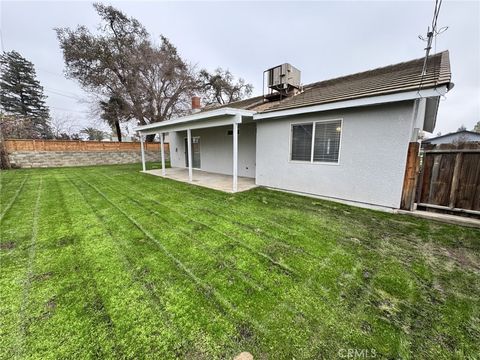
144,168,257,193
135,107,257,193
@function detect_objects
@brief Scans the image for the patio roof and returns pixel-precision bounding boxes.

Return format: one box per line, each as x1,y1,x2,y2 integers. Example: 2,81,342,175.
134,107,255,135
135,107,249,193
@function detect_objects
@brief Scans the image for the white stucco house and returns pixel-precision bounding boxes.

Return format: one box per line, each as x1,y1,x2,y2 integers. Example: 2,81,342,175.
135,51,453,211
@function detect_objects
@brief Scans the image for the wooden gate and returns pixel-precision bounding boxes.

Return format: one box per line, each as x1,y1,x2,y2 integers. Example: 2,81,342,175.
415,143,480,216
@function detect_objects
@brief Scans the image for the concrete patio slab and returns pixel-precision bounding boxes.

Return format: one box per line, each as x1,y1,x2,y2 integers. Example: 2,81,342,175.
143,167,257,193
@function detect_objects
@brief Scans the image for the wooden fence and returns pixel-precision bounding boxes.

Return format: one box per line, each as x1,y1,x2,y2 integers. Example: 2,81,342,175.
5,139,166,152
415,143,480,216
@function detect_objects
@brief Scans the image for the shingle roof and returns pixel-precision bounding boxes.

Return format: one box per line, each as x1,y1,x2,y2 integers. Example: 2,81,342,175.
203,51,452,114
423,130,480,143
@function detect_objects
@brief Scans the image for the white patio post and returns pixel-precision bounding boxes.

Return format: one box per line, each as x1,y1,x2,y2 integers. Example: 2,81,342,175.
160,132,166,176
140,134,146,172
232,121,238,192
187,128,193,182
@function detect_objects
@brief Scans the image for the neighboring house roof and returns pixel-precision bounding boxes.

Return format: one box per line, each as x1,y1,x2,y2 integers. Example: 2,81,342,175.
204,50,452,114
423,130,480,144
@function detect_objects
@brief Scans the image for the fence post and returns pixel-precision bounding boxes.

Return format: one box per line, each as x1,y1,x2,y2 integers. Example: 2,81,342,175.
400,142,420,210
449,152,463,209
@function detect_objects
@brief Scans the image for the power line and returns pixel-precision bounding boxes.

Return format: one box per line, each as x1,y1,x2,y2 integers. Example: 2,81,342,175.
45,85,83,97
36,67,67,79
44,88,83,101
49,106,90,114
417,0,448,94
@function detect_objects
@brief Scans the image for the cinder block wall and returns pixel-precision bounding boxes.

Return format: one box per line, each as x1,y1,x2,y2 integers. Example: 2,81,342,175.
9,150,163,168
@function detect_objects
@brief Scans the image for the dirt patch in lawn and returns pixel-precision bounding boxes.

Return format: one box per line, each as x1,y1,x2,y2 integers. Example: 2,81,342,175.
0,241,15,250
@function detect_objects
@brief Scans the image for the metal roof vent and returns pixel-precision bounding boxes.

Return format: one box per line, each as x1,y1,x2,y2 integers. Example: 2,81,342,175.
263,63,301,101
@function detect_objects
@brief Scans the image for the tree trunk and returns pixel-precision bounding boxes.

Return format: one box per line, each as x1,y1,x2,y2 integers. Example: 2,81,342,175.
0,119,12,170
114,120,122,142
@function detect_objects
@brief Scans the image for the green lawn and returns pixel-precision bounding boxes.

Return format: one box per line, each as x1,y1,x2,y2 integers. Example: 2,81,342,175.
1,164,479,359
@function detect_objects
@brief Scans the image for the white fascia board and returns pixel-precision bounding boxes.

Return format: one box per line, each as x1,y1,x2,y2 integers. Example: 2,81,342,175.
134,108,255,133
140,117,243,135
253,86,448,120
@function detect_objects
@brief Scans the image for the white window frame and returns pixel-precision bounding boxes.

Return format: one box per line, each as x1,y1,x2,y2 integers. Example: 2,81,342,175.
289,118,343,165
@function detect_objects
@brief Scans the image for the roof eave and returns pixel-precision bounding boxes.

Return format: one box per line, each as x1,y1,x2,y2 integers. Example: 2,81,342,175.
253,85,449,120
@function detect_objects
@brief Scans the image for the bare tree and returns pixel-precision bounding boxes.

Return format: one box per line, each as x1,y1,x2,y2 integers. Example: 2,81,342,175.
50,114,80,139
56,4,253,141
56,4,197,141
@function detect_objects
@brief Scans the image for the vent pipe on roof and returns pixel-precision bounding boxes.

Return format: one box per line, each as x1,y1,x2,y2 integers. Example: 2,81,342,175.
191,96,201,113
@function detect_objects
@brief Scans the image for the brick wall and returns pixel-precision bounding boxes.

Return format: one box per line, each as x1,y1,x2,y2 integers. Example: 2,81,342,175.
9,150,163,168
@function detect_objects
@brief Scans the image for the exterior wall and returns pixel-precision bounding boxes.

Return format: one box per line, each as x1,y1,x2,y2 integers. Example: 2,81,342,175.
255,101,415,209
9,150,160,168
169,123,256,178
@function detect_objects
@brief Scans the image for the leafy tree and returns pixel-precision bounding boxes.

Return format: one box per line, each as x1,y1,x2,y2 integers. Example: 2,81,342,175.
199,68,253,105
0,50,52,138
55,4,197,141
473,121,480,133
99,94,127,141
80,127,106,141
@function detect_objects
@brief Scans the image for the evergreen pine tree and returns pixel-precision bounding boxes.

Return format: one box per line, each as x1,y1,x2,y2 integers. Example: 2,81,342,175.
0,50,52,138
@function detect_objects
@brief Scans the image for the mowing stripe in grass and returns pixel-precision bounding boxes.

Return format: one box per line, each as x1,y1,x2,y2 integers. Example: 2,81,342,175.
15,176,42,359
87,173,296,276
85,177,267,292
61,174,189,356
91,169,362,278
66,172,259,356
118,168,345,245
81,173,296,300
105,169,347,277
78,170,356,344
108,170,368,278
87,169,360,306
95,168,305,237
63,175,250,357
0,170,20,192
91,170,381,336
94,170,335,265
19,173,123,358
0,178,41,359
0,175,29,221
72,174,267,336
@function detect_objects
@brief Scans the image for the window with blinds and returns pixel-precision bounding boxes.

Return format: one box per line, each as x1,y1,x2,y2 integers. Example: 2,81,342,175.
290,120,342,163
291,123,313,161
313,120,342,162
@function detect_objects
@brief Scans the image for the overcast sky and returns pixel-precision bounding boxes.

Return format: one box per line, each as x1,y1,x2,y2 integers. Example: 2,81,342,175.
1,0,479,135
